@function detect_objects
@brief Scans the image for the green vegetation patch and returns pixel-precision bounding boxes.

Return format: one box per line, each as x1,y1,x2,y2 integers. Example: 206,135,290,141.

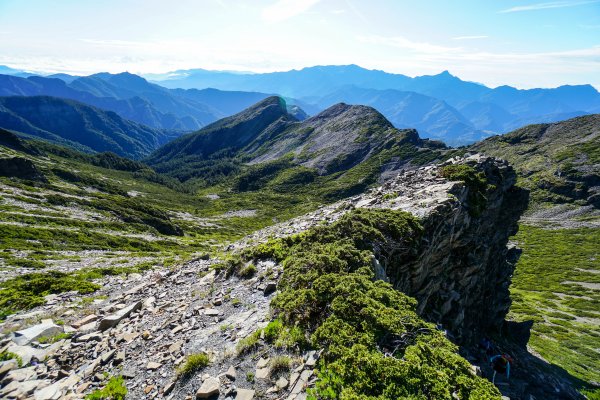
176,353,210,377
439,164,490,217
86,375,127,400
246,208,500,399
509,225,600,385
0,264,154,320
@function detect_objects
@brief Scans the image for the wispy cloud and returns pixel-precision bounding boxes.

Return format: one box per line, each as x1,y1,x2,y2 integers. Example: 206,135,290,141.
499,0,599,13
262,0,321,22
452,35,489,40
358,35,460,54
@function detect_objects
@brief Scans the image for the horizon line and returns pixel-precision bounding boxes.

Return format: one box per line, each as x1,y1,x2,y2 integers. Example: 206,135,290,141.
1,62,598,92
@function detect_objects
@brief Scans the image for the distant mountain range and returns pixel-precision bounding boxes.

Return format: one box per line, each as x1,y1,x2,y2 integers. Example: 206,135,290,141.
149,65,600,145
1,64,599,147
0,96,178,159
0,73,281,132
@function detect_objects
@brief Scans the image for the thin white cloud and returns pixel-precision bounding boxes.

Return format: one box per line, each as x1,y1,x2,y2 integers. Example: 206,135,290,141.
499,0,599,13
357,35,461,54
262,0,321,22
452,35,489,40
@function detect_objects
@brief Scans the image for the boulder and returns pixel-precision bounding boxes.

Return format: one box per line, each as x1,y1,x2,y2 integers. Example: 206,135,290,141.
235,388,255,400
13,320,63,345
196,376,220,398
263,282,277,295
71,314,98,329
225,365,236,380
98,301,142,331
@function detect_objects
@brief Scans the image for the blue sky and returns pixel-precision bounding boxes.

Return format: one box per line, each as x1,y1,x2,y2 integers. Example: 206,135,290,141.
0,0,599,88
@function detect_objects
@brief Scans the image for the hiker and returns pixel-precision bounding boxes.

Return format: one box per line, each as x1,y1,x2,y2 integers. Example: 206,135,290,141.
479,337,494,357
490,354,512,384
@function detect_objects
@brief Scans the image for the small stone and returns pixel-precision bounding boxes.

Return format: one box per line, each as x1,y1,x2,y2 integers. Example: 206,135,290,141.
171,325,183,335
76,382,93,394
255,367,270,379
168,341,183,354
57,369,70,379
71,315,98,329
263,282,277,295
144,384,155,394
0,359,19,376
256,357,269,368
122,368,135,379
225,365,236,380
93,372,104,382
100,350,115,365
114,351,126,364
163,380,176,395
98,301,142,331
147,361,162,370
235,388,255,400
196,376,220,398
142,330,152,340
276,376,289,389
75,332,102,343
204,309,220,316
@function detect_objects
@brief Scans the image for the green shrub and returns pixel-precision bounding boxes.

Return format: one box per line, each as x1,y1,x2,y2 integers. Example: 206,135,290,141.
0,351,23,367
249,208,500,399
176,353,210,377
236,330,262,355
86,376,127,400
270,355,292,376
439,164,489,217
237,263,257,278
6,258,46,269
37,332,71,344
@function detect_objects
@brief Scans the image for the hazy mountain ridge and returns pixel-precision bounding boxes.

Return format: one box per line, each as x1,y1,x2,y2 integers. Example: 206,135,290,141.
0,73,284,132
151,65,600,144
0,95,180,159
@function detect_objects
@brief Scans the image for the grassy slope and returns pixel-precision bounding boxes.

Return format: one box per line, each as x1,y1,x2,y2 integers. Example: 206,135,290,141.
509,226,600,384
470,115,600,394
470,114,599,216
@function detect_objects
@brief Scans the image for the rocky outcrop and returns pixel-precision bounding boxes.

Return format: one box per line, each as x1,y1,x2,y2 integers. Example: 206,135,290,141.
0,155,535,399
0,157,47,182
386,156,529,343
238,154,528,344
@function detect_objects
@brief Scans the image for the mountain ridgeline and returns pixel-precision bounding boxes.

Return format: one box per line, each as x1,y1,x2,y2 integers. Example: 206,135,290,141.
0,96,179,159
146,96,449,195
2,64,599,146
149,65,600,144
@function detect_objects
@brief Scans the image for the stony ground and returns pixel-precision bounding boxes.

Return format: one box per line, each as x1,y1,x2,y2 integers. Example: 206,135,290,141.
0,155,588,400
0,157,462,400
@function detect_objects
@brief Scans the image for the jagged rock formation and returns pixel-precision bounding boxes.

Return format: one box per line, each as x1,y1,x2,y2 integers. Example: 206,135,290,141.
0,155,540,399
239,154,528,344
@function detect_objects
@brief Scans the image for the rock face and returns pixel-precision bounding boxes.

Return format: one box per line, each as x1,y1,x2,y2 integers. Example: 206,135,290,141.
0,157,46,182
386,156,529,343
239,154,528,344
